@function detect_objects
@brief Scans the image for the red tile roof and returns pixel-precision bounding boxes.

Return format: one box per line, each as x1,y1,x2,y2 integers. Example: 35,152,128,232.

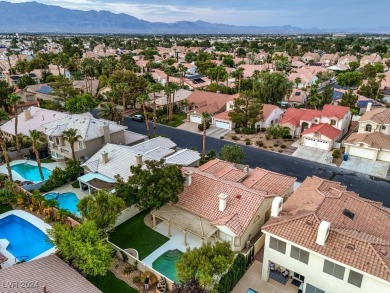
345,132,390,150
262,176,390,282
261,104,280,121
213,110,232,121
187,91,238,114
301,123,342,140
199,159,248,182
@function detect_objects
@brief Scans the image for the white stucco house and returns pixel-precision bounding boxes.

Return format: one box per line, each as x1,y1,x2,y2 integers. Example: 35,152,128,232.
261,176,390,293
344,107,390,162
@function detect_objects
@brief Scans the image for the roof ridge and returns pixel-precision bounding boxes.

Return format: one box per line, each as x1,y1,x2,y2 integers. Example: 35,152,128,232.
263,212,316,230
369,244,390,277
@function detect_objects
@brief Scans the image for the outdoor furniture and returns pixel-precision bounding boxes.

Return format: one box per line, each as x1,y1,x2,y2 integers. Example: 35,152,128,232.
269,263,275,271
282,269,289,278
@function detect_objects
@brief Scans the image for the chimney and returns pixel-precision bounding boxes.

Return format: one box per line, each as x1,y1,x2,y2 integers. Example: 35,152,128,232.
244,165,249,173
102,124,110,144
316,220,331,246
24,109,31,121
101,151,109,164
219,193,228,212
135,154,142,166
271,196,283,217
366,102,372,112
184,170,192,186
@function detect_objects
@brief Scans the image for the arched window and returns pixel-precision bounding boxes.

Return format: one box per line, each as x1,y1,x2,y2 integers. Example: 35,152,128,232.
365,124,372,132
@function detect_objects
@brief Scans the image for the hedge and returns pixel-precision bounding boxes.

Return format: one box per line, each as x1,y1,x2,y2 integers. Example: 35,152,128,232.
217,254,246,293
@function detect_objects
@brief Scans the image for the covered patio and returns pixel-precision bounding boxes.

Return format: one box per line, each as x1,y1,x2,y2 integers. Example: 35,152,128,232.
151,205,218,246
77,173,116,195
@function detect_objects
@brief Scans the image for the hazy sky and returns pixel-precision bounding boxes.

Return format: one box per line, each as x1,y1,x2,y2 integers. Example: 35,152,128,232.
7,0,388,28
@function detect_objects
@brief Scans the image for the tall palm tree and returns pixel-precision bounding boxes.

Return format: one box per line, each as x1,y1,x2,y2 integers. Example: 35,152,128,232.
7,93,21,153
164,85,173,119
376,74,386,101
177,64,187,87
29,130,46,182
62,128,81,161
201,112,210,161
168,83,179,121
99,102,122,123
0,110,12,181
137,94,151,138
148,83,164,136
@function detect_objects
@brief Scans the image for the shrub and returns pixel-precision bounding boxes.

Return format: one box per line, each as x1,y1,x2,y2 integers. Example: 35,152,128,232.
217,254,247,293
123,265,136,275
273,143,278,147
280,144,287,149
120,251,128,263
132,275,141,284
245,141,251,145
220,136,224,139
265,135,271,140
260,127,266,132
242,127,255,135
198,122,210,131
283,134,293,139
263,146,267,148
332,149,341,158
255,140,264,147
234,128,241,134
231,135,239,141
278,150,283,153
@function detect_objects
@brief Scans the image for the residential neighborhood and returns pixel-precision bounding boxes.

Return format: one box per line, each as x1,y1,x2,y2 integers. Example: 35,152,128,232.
0,5,390,293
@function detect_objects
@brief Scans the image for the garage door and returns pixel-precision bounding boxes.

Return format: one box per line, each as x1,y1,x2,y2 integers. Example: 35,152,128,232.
377,151,390,162
215,120,231,130
304,138,317,148
317,140,329,150
190,115,202,124
348,146,375,160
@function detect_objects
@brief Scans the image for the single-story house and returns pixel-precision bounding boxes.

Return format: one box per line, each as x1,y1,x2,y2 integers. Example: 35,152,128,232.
301,123,342,150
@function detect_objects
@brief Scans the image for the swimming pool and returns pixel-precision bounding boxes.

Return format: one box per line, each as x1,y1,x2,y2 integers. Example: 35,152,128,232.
152,249,183,282
0,214,54,261
11,163,51,182
44,192,80,215
246,289,258,293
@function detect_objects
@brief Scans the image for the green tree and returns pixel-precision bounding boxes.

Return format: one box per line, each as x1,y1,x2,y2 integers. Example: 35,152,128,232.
0,110,12,181
65,93,98,114
266,125,291,138
51,76,78,104
177,242,234,290
48,221,113,276
339,90,358,108
0,80,14,111
17,74,37,89
358,78,381,100
219,145,245,164
98,102,121,123
77,190,125,233
7,93,22,152
336,71,363,88
254,72,293,104
359,64,378,79
148,82,164,136
228,91,263,128
348,61,359,71
62,128,81,160
136,94,151,138
173,279,209,293
29,130,46,181
115,160,184,209
201,112,211,161
320,84,334,107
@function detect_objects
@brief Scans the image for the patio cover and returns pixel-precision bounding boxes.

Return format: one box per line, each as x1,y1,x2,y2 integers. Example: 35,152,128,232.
78,172,116,184
152,205,218,239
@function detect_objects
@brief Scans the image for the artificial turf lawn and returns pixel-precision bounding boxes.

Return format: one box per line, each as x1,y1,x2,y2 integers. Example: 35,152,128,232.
87,271,139,293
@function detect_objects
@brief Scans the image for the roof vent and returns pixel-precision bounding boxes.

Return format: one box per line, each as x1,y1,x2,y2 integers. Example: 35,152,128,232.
235,194,242,199
271,196,283,217
342,209,355,220
346,243,355,251
316,220,330,246
379,249,388,257
305,219,314,226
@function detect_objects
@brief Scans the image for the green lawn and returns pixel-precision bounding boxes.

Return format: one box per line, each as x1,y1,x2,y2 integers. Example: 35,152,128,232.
109,210,169,260
40,157,56,163
157,113,187,127
0,204,13,214
87,271,139,293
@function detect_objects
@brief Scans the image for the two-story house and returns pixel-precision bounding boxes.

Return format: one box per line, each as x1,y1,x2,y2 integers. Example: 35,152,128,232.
261,176,390,293
337,55,358,69
302,52,321,63
41,115,145,161
279,105,351,150
288,66,329,89
344,107,390,162
320,53,340,67
360,54,382,67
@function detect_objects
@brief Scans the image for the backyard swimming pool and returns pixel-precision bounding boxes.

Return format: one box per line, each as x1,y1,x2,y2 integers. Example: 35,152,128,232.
44,192,80,215
11,163,51,182
0,214,54,262
152,249,183,282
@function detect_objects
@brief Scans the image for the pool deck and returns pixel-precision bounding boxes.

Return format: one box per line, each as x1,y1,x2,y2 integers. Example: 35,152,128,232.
0,210,56,268
49,182,89,200
0,159,65,182
142,221,202,267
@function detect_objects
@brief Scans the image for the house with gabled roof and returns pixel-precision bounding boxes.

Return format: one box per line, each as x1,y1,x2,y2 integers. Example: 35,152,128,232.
261,176,390,293
151,159,295,251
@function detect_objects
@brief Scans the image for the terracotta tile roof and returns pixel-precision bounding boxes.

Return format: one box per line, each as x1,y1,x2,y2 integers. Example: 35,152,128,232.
360,108,390,125
345,132,390,150
0,255,102,293
178,167,266,236
262,176,390,282
261,104,280,121
321,104,350,119
287,89,307,103
301,123,341,140
187,91,238,114
213,110,232,121
199,159,248,182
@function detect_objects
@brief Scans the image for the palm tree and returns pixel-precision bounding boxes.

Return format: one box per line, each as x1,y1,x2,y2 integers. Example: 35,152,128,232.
137,94,151,138
177,64,187,87
201,112,210,161
164,85,173,120
0,110,12,181
294,77,302,89
7,93,21,153
29,130,46,182
168,83,179,121
62,128,81,161
376,74,386,101
148,83,164,136
99,102,122,123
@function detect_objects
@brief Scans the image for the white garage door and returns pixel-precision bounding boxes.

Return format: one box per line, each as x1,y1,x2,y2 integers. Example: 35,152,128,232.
377,151,390,162
190,115,202,124
317,140,329,150
215,120,231,130
304,138,317,148
348,146,375,160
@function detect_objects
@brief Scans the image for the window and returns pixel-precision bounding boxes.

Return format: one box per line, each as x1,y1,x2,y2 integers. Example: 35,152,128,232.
290,245,309,264
269,236,286,254
365,124,372,132
55,137,60,145
323,260,345,280
382,125,386,130
78,141,83,150
330,119,336,126
348,270,363,288
305,284,325,293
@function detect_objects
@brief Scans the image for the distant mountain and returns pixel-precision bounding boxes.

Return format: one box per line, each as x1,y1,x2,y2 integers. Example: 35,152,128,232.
0,1,388,34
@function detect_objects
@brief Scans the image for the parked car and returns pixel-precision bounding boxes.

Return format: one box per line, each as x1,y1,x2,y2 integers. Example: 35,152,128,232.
132,114,144,122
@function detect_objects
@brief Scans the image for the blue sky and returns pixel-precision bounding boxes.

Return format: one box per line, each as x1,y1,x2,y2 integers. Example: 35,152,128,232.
7,0,388,28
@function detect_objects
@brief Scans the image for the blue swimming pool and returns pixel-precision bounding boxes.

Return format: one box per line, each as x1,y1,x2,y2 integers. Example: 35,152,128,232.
0,215,53,261
45,192,80,215
11,163,51,182
152,249,183,282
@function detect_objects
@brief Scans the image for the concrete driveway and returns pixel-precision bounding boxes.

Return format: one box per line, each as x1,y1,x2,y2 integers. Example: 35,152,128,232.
176,121,199,132
292,146,334,165
341,156,390,178
206,126,231,138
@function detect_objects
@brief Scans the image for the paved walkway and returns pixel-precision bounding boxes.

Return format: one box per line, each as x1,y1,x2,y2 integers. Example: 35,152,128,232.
232,261,297,293
341,156,390,178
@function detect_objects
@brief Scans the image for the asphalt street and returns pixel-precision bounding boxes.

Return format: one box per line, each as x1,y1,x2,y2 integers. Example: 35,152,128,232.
93,111,390,207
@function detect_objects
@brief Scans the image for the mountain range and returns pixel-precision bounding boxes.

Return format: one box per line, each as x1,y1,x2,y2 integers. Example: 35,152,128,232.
0,1,388,34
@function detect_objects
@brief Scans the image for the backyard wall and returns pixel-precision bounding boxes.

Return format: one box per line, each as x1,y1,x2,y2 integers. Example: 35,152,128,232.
7,147,30,160
115,206,141,227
